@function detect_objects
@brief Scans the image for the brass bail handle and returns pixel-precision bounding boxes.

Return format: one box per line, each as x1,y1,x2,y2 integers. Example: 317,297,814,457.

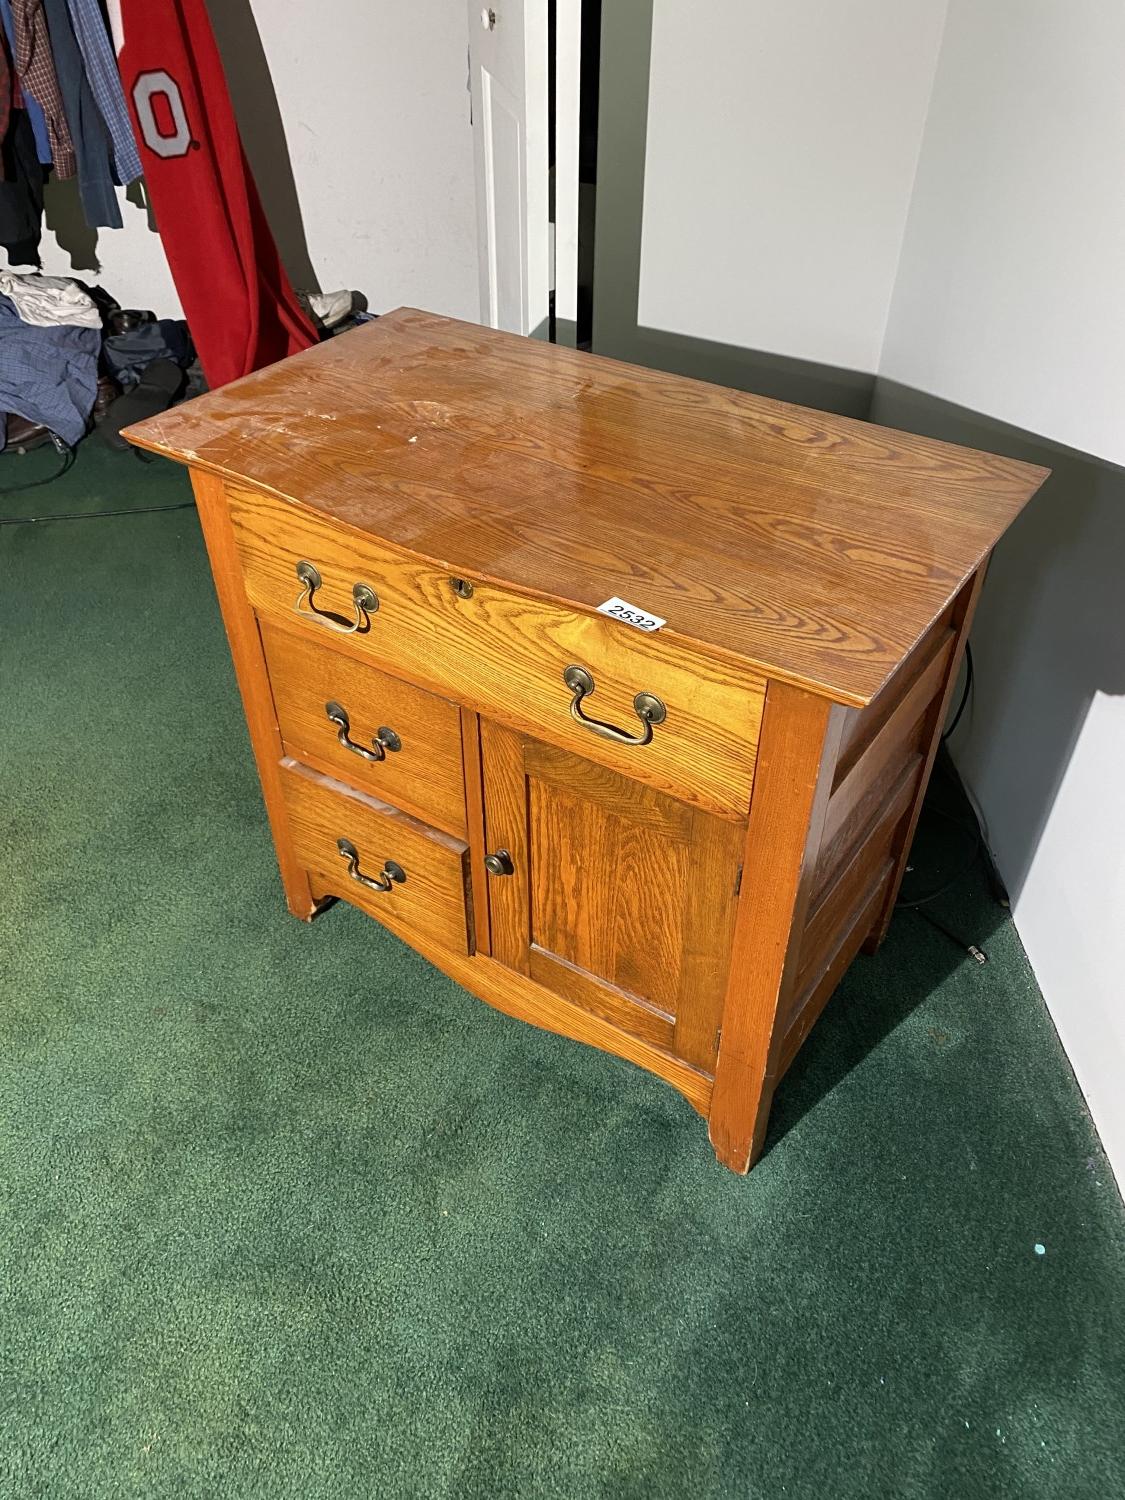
336,838,406,893
294,560,379,634
325,701,401,762
562,665,666,746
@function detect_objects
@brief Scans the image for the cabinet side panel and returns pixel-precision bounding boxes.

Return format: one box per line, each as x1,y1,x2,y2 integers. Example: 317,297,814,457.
860,566,986,952
188,468,319,919
774,568,986,1075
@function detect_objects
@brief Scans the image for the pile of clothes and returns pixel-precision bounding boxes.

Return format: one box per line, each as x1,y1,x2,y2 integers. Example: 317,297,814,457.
0,269,196,451
0,0,142,260
1,1,378,402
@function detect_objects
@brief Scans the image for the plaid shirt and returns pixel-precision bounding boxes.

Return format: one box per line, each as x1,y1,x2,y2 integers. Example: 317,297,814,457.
66,0,141,184
0,30,10,147
11,0,77,178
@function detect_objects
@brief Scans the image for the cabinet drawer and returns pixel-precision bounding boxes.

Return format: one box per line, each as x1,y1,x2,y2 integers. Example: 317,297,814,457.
280,760,473,955
261,618,466,836
230,485,765,819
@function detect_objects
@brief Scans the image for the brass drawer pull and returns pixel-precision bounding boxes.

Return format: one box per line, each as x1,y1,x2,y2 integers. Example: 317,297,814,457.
294,560,379,634
562,665,667,746
324,700,402,762
336,838,406,892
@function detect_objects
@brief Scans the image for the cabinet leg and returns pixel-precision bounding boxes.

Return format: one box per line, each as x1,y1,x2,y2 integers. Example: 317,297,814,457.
709,1075,775,1174
861,922,887,957
707,682,846,1174
285,886,333,922
190,467,320,920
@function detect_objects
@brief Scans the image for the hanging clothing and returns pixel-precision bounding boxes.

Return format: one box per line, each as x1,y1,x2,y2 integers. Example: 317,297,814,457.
65,0,141,186
116,0,317,387
0,24,10,145
0,110,44,264
9,0,77,177
40,0,121,226
0,0,50,168
0,292,98,447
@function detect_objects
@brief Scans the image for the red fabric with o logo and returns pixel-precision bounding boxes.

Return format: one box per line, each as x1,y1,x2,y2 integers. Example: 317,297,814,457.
119,0,317,388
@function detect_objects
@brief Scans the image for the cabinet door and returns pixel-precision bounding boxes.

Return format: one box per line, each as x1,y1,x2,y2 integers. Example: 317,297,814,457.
480,721,744,1071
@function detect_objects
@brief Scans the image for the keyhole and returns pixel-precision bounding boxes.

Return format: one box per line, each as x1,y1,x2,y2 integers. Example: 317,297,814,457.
481,7,496,29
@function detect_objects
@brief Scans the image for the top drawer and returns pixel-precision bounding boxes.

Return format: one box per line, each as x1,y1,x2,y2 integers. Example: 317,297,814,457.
228,484,764,818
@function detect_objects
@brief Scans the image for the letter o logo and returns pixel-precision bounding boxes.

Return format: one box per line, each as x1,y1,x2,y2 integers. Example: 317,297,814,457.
133,70,193,158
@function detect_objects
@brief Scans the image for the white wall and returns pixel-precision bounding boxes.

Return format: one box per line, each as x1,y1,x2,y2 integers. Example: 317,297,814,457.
38,186,184,314
634,0,1125,1180
1014,691,1125,1173
38,0,479,323
637,0,948,372
553,0,582,327
875,0,1125,1183
879,0,1125,467
951,438,1125,1184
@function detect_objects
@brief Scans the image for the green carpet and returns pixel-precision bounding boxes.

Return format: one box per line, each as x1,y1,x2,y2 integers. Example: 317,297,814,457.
1,442,1123,1499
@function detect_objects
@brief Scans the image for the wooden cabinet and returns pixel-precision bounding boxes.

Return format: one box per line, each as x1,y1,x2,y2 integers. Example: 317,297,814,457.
125,309,1048,1173
480,722,743,1070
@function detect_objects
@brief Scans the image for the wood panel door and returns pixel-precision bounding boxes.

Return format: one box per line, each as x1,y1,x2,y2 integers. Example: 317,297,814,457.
479,721,744,1071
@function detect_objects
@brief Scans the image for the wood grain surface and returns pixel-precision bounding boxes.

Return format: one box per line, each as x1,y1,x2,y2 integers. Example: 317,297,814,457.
260,617,467,836
187,470,321,920
480,724,743,1066
127,308,1048,706
861,568,987,953
280,759,473,955
229,483,764,819
708,684,846,1172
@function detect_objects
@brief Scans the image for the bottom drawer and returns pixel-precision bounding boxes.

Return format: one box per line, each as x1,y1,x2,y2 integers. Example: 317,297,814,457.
280,759,473,955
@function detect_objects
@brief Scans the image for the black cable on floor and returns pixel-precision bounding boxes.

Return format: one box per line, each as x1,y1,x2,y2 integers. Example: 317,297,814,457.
0,439,76,495
0,500,196,526
1,441,194,526
914,907,988,964
896,805,982,911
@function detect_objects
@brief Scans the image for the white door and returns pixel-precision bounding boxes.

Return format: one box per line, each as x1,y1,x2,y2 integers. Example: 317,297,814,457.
553,0,581,340
468,1,549,334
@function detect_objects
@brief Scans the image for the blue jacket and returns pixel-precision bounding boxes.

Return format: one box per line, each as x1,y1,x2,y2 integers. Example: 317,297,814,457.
41,0,123,228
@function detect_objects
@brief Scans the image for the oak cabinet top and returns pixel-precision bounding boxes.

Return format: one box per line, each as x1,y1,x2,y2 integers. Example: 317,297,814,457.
127,307,1048,706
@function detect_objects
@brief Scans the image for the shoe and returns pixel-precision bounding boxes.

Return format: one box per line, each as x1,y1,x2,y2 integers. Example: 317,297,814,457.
98,359,185,450
300,289,366,331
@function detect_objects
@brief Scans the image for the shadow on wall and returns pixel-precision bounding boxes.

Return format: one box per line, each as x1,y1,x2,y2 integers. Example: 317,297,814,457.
869,380,1125,904
203,0,319,292
46,0,318,294
45,178,156,274
44,177,100,271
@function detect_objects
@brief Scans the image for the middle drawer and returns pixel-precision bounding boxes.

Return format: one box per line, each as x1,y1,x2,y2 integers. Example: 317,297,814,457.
260,618,467,836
